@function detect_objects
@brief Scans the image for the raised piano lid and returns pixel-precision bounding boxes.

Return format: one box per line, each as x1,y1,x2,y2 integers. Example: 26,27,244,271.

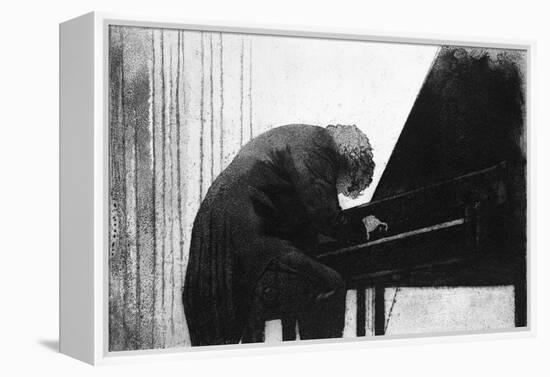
372,46,526,202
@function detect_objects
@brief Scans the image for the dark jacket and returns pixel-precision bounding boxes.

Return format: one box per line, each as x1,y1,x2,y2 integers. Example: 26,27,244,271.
183,124,367,345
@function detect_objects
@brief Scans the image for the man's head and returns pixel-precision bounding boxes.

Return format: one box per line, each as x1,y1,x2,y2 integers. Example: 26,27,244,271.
326,124,375,199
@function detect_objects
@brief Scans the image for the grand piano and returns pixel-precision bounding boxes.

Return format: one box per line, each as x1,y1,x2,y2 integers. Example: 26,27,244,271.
316,46,527,337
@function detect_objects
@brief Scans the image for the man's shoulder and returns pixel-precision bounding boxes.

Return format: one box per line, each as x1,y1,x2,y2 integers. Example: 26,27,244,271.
261,124,332,145
271,123,325,134
239,124,336,163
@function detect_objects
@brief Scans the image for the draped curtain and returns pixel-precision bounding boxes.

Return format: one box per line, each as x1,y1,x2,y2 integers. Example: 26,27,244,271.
108,26,256,351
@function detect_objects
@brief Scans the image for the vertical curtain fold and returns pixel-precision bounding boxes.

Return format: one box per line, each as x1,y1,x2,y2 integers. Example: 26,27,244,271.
109,27,254,350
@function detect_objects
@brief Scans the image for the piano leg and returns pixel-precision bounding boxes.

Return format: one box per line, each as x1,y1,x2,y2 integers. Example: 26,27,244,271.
514,263,527,328
241,316,266,343
356,287,366,337
374,286,385,336
282,317,297,341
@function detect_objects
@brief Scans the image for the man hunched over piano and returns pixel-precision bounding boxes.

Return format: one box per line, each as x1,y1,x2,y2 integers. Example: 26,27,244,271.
183,123,388,346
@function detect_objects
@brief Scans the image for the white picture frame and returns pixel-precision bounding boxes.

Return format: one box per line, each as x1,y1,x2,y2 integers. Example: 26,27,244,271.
60,11,534,365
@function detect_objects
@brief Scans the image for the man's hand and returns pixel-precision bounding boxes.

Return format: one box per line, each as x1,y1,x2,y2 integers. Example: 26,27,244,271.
362,215,388,240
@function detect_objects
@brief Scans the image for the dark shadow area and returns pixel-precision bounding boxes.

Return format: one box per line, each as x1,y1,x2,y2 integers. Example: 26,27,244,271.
38,339,59,353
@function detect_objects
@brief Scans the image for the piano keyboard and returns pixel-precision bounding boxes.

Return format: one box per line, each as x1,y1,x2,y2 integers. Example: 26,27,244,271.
319,218,466,259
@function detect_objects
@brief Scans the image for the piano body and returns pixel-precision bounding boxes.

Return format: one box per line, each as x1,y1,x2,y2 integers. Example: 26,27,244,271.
318,46,527,337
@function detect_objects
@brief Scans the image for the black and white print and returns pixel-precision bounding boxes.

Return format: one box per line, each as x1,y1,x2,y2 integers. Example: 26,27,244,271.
108,25,527,351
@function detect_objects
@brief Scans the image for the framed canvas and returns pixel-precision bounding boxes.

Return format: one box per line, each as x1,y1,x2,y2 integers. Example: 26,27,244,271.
59,12,533,365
